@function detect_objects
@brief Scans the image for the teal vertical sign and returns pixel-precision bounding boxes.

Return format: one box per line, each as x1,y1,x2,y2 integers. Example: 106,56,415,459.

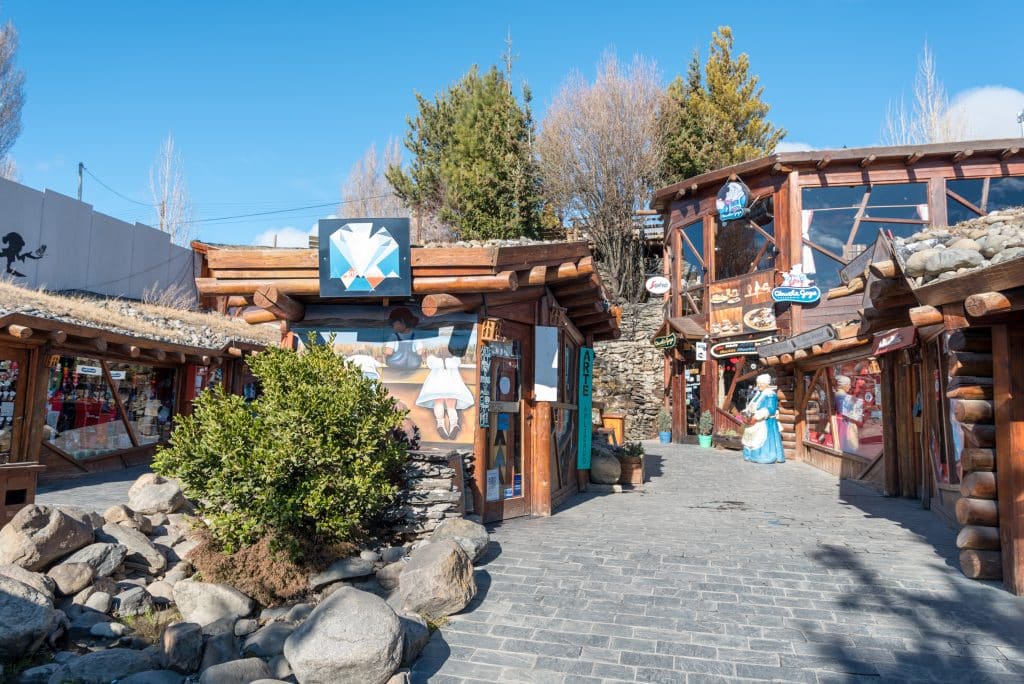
577,347,594,469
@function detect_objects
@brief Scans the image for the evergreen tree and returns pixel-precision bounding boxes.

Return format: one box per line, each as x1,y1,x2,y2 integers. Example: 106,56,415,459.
660,27,785,183
387,66,545,241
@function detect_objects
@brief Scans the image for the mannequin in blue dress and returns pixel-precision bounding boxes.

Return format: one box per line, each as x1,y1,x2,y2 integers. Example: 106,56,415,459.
741,373,785,464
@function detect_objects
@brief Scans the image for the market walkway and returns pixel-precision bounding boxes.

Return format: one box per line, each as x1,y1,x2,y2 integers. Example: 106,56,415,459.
413,441,1024,684
36,465,151,513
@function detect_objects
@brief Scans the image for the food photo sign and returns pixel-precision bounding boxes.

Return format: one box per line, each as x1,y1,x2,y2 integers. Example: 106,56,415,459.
707,271,777,337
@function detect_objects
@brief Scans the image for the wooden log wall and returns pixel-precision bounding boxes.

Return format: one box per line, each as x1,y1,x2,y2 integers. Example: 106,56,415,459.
954,328,1002,580
775,371,798,458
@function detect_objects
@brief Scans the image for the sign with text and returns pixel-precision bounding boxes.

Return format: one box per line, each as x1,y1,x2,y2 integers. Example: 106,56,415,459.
645,276,671,295
707,271,776,338
757,325,836,358
716,179,751,222
771,265,821,304
652,334,678,349
695,341,707,361
710,336,776,359
576,348,594,469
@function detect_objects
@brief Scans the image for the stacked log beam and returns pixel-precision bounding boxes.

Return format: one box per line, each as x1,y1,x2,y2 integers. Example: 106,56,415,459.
774,374,798,456
954,329,1001,580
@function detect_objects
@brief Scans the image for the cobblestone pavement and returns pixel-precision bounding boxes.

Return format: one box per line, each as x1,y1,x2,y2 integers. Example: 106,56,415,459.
413,441,1024,684
36,465,150,513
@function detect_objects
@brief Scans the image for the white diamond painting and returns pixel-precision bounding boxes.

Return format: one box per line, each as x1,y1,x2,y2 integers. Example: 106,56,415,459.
328,222,402,292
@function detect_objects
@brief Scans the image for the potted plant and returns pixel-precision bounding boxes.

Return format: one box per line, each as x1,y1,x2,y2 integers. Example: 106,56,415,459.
657,408,672,444
619,441,645,485
698,410,714,448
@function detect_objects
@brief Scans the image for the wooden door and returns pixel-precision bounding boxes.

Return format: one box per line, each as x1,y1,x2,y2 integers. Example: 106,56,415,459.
0,347,28,464
481,321,531,522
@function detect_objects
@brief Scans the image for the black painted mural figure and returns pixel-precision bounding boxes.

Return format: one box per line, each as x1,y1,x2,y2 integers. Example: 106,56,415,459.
1,232,46,277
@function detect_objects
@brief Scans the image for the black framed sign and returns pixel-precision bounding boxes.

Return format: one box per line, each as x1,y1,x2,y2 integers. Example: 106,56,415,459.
318,218,411,298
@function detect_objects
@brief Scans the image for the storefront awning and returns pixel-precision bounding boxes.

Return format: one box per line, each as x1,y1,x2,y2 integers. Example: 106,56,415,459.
655,315,707,341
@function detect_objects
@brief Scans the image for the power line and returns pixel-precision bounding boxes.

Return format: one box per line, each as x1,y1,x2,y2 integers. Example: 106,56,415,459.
81,164,153,207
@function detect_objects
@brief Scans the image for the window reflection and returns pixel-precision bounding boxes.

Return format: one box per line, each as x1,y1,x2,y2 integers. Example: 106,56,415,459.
947,176,1024,223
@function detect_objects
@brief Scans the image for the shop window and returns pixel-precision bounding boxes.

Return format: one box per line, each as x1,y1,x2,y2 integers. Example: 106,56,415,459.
552,336,580,491
802,361,884,459
717,357,764,427
946,175,1024,224
680,220,705,285
926,334,961,485
802,183,928,291
46,357,132,460
108,363,178,446
714,200,776,280
0,359,19,464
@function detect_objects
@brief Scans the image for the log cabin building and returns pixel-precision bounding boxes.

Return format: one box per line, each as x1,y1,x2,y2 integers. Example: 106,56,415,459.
652,139,1024,592
191,235,620,523
0,282,273,523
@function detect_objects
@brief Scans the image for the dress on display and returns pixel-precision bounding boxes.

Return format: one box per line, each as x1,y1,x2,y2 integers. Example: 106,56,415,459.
416,356,474,409
741,388,785,464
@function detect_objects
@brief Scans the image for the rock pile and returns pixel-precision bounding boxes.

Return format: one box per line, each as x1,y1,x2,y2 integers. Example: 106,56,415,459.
384,449,471,538
0,473,489,684
895,206,1024,286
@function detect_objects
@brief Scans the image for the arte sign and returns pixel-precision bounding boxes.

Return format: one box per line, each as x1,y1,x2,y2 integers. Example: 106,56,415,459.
645,276,671,295
652,334,677,349
576,347,594,469
771,265,820,304
716,179,751,222
707,271,776,337
709,336,776,359
318,218,411,298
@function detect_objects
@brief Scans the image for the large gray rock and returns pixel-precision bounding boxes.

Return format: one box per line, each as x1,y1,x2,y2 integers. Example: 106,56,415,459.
59,506,105,532
0,505,93,571
0,563,55,600
267,654,292,680
162,621,203,674
283,587,402,684
96,523,167,575
924,248,984,275
399,612,429,665
84,590,112,614
904,248,941,277
380,546,407,564
430,517,490,562
376,562,403,591
308,557,375,590
119,670,185,684
199,632,240,672
46,648,157,684
47,562,95,597
61,542,128,578
198,658,271,684
147,580,175,603
0,575,65,661
398,540,476,619
104,504,153,534
242,622,294,658
173,579,254,626
14,662,60,683
589,450,621,484
129,474,187,515
114,586,155,617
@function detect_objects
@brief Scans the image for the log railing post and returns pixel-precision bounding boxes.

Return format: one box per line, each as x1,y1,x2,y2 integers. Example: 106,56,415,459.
993,324,1024,595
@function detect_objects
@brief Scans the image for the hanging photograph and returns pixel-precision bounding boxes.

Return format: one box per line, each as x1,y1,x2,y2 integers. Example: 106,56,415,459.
318,218,411,297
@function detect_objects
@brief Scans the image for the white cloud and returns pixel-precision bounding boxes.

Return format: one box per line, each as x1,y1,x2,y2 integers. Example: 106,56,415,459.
775,141,816,153
307,214,337,237
252,227,310,248
947,86,1024,140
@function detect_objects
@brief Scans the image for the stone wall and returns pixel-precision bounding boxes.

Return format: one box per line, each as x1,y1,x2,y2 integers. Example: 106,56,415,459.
593,301,666,441
383,449,472,540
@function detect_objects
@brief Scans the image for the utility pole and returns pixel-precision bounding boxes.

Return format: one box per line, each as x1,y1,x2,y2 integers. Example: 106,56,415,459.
1018,110,1024,138
77,162,83,201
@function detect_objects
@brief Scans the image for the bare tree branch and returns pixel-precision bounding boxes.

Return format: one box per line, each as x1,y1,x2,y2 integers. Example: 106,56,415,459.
340,140,409,217
149,133,194,246
882,42,967,145
0,21,25,178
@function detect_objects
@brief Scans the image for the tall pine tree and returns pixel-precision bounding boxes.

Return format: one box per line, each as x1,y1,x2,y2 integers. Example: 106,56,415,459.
387,66,545,241
659,27,785,183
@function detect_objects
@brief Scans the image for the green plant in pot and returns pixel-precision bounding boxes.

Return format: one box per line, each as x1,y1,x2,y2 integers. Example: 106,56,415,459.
698,410,714,448
657,408,672,444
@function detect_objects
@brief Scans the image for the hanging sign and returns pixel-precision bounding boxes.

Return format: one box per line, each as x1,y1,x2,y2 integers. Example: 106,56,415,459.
645,276,671,295
873,326,917,356
757,325,836,358
485,469,500,502
716,179,751,222
576,347,595,469
708,272,776,337
652,334,678,349
709,336,776,359
75,365,102,377
695,341,707,361
318,218,411,298
771,265,821,304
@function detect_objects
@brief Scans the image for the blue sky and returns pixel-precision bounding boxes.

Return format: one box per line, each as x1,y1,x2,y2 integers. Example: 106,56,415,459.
7,1,1024,245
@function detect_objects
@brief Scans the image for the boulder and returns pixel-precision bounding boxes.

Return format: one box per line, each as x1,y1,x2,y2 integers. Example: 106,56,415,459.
200,617,238,637
129,475,187,515
45,648,157,684
924,248,984,276
85,591,112,614
60,542,128,578
284,602,312,623
89,621,126,638
199,632,240,672
0,575,65,661
376,562,404,591
47,562,95,596
162,621,203,674
65,604,111,638
380,546,407,564
267,654,292,680
387,672,412,684
283,587,402,684
104,505,154,535
430,517,489,562
14,662,60,683
398,540,476,619
234,618,259,637
589,451,621,484
242,622,294,658
0,505,93,571
308,557,375,590
0,563,55,600
114,587,155,617
147,580,175,603
948,238,981,251
992,246,1024,265
173,579,254,627
198,658,272,684
95,523,166,575
119,670,186,684
59,506,106,532
398,612,430,664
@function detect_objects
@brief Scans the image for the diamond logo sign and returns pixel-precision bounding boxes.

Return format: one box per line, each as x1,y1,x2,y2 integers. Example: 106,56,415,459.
319,218,411,297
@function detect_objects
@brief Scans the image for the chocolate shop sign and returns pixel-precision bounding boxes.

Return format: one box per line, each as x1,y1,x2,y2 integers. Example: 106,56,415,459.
709,336,775,359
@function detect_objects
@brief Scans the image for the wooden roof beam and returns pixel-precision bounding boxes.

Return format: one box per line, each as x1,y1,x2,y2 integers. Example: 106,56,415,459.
6,324,32,339
905,152,924,166
412,271,518,295
242,308,278,325
909,305,943,327
1000,146,1020,160
771,163,792,175
816,156,832,171
254,285,305,322
952,149,974,163
869,259,898,279
965,288,1024,318
860,154,877,168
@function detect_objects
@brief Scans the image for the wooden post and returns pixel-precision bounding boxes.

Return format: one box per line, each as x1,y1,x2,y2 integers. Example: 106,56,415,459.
253,285,305,322
993,324,1024,594
532,402,553,516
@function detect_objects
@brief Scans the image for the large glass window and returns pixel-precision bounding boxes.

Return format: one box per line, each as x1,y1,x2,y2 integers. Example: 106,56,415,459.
946,175,1024,224
108,363,178,446
714,206,776,280
803,360,884,460
802,183,928,291
0,358,20,463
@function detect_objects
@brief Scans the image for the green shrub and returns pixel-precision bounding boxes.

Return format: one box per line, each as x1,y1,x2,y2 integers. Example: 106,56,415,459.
699,410,714,436
154,337,409,559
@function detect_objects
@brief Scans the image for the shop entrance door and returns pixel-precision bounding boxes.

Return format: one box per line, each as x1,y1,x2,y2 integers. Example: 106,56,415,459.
480,321,530,523
0,348,28,465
